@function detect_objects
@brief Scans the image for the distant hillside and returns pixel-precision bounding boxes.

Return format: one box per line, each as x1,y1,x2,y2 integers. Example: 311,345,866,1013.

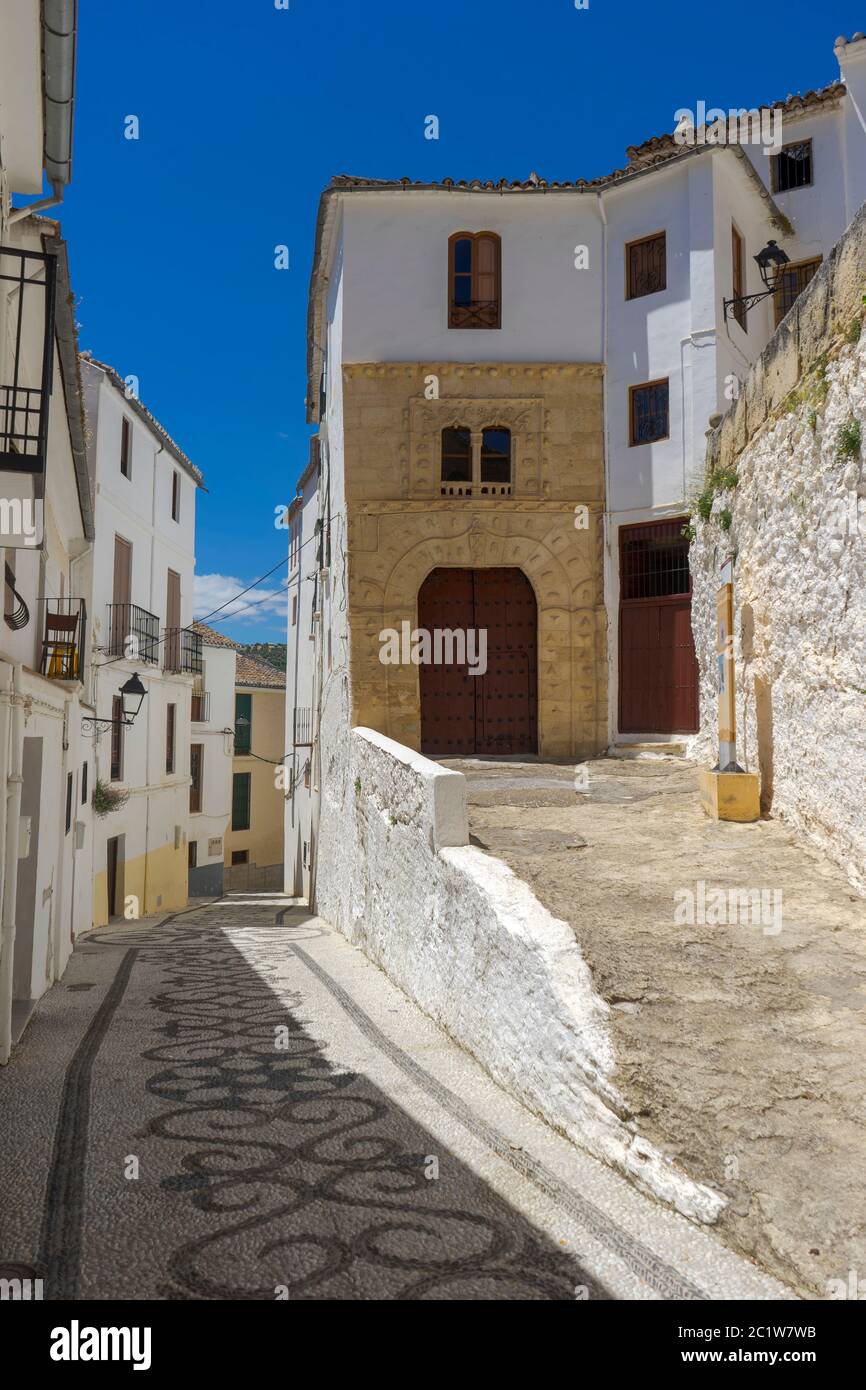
239,642,287,673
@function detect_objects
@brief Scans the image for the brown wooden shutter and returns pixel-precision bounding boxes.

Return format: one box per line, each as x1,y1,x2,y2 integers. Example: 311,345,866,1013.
731,225,746,331
475,235,500,320
113,536,131,608
120,418,131,477
166,703,176,773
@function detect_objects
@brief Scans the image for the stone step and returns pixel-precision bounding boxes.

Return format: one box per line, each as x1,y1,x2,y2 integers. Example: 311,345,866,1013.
610,741,687,760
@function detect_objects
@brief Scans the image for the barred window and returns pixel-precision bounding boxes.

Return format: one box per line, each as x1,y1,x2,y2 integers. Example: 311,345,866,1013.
629,380,669,446
774,257,822,327
626,232,666,300
772,140,813,193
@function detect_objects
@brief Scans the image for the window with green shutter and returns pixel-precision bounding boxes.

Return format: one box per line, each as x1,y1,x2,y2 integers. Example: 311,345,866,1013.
234,693,252,753
232,772,251,831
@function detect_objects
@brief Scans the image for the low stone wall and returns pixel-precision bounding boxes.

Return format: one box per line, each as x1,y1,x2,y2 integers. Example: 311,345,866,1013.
690,202,866,891
315,725,724,1224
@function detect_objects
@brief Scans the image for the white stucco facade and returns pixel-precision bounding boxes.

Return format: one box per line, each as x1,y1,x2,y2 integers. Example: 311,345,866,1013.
80,357,203,925
188,630,235,897
0,2,92,1061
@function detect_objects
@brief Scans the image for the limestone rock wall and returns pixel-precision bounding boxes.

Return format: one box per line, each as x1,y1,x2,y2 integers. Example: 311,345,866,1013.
690,203,866,891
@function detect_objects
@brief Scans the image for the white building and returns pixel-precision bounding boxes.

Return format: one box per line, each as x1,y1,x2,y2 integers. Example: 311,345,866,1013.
284,442,321,900
190,622,237,897
288,28,866,907
79,355,204,925
0,3,87,1061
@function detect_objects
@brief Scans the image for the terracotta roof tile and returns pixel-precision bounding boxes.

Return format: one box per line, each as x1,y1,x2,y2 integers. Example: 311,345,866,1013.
235,651,286,689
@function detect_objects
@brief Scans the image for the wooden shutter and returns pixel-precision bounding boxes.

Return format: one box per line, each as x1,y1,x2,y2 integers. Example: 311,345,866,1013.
120,418,131,477
475,235,499,309
172,471,180,522
235,693,252,752
111,697,124,781
190,743,203,812
166,703,176,773
113,536,131,608
232,772,251,831
626,232,666,299
731,225,746,331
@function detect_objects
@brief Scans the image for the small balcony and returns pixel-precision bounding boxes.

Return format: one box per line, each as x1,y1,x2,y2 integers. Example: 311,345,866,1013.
164,627,203,675
191,690,210,722
39,598,87,680
107,603,159,663
0,246,57,475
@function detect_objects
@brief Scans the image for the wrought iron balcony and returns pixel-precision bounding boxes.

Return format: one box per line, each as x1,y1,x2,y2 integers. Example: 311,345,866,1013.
449,299,500,329
0,247,57,474
39,597,87,680
106,603,160,663
164,627,203,675
191,690,210,722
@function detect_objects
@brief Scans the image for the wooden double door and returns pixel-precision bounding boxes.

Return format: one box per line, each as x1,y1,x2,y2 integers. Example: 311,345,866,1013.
618,519,698,734
418,567,538,757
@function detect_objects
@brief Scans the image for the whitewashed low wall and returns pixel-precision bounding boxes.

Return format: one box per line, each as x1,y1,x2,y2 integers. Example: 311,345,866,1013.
316,725,724,1224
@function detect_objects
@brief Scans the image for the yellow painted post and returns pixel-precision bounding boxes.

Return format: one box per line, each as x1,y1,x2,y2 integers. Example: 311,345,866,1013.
699,557,760,822
716,562,737,772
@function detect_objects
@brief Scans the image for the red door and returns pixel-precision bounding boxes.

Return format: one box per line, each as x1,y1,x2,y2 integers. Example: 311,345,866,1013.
418,568,538,756
619,520,698,734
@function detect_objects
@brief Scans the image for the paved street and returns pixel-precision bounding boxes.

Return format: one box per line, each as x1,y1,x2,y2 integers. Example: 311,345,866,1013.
0,897,790,1301
454,755,866,1297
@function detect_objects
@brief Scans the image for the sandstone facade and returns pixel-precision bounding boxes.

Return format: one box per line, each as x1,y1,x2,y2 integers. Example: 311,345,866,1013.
342,362,607,760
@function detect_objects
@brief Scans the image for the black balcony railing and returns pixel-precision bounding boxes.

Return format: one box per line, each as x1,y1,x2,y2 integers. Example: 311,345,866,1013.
107,603,159,662
39,597,86,679
191,690,210,722
0,247,57,475
164,627,203,675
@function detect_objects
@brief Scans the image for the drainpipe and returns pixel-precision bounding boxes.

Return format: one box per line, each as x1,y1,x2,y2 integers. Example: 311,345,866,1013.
7,0,77,225
0,665,25,1064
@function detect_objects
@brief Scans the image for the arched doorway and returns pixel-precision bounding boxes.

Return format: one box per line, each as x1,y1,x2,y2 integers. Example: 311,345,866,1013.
418,567,538,756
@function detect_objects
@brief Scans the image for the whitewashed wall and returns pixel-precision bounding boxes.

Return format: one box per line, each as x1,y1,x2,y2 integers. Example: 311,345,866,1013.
316,725,724,1224
691,206,866,891
189,641,235,885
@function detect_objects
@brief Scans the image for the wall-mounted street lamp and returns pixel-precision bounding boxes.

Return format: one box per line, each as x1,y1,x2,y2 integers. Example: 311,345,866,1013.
82,673,147,736
723,240,790,323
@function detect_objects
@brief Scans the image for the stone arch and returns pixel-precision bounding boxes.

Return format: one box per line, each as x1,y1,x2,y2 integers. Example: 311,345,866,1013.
367,522,581,755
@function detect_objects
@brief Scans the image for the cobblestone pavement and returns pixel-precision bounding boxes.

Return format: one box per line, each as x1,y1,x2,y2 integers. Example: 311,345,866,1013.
0,897,790,1301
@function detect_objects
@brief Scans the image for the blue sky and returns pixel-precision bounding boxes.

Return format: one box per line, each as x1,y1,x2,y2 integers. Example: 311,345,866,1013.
55,0,863,643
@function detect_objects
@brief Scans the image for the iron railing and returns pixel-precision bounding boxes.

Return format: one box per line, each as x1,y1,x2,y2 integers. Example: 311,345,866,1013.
39,597,87,679
164,627,203,675
449,299,500,329
0,246,57,474
106,602,160,662
3,562,29,630
293,706,314,745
